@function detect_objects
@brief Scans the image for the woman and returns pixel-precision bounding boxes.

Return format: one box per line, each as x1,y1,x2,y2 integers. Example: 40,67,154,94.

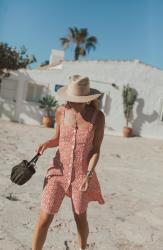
32,75,105,250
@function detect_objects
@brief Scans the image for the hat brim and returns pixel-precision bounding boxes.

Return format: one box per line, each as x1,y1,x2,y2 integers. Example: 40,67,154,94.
54,85,101,103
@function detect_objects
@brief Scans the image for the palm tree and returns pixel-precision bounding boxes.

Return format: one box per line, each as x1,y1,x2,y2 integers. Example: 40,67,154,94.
60,27,97,60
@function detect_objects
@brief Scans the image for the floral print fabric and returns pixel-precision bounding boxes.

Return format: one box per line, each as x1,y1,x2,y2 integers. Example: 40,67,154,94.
40,106,105,215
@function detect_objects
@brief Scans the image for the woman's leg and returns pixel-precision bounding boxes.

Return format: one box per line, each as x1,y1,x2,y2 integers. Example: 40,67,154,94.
71,200,89,249
32,209,55,250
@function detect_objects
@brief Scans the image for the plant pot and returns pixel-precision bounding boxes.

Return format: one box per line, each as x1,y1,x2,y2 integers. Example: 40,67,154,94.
42,116,53,128
123,127,133,137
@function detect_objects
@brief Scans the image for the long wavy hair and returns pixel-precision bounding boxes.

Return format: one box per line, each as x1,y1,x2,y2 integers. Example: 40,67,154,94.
65,99,100,110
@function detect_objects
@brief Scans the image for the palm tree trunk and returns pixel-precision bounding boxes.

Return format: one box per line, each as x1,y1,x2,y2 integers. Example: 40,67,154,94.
74,46,80,60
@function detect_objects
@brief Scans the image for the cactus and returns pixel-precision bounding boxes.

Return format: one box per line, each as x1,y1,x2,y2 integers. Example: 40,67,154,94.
122,84,137,127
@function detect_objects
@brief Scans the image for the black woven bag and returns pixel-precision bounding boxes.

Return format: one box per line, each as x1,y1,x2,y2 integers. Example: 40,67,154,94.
10,153,41,185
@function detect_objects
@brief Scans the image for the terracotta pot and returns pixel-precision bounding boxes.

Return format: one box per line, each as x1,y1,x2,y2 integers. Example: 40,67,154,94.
123,127,133,137
42,116,53,128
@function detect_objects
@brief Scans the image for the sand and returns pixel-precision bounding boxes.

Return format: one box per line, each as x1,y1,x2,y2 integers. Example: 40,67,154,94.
0,120,163,250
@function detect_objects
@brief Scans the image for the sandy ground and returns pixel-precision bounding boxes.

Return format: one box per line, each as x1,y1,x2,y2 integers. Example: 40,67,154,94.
0,120,163,250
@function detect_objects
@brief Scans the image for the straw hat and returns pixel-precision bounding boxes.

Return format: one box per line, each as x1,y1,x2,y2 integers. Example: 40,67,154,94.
55,75,101,103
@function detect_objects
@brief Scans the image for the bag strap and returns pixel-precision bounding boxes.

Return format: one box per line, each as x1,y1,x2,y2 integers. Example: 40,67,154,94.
28,153,41,167
59,105,66,124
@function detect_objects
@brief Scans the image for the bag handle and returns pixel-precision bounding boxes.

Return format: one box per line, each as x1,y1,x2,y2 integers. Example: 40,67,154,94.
28,153,41,167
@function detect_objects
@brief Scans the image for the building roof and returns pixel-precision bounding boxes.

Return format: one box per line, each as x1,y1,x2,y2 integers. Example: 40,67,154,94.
34,59,163,72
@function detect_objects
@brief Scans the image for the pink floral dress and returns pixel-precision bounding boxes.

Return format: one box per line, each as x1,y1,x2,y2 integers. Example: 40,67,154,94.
40,106,105,215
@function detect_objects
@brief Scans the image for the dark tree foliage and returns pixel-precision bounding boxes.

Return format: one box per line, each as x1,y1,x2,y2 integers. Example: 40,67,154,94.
0,43,36,77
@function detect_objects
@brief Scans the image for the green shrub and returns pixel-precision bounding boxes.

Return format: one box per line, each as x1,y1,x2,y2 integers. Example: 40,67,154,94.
39,95,58,117
122,84,137,127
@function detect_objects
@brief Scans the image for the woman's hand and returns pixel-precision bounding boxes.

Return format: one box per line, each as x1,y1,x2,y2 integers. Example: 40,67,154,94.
79,175,91,192
35,143,48,155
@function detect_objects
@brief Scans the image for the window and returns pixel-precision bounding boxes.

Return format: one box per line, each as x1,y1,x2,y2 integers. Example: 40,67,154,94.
54,84,63,92
26,83,45,102
0,79,18,101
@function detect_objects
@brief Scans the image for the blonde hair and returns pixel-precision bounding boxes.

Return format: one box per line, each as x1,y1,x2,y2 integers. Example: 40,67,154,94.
65,99,100,110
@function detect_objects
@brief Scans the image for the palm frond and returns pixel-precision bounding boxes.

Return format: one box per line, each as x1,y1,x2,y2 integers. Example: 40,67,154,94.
85,36,97,53
68,27,76,41
85,42,96,53
86,36,98,44
74,26,79,35
59,27,98,60
78,28,88,43
60,37,70,49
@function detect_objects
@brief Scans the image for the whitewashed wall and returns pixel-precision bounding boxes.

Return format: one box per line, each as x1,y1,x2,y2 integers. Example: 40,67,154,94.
0,72,48,125
0,98,16,121
26,60,163,139
0,60,163,139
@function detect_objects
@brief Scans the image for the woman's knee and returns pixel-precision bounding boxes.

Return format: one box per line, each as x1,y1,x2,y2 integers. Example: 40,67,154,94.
73,210,87,225
37,210,54,229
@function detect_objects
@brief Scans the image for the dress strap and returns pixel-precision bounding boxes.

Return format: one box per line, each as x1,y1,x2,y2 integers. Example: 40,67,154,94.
91,109,99,125
60,105,65,124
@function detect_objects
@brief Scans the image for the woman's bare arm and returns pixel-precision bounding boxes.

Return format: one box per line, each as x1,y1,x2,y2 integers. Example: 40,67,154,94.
36,105,63,154
87,110,105,173
80,110,105,191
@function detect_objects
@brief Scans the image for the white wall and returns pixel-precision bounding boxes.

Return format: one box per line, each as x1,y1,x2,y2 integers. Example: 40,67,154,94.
0,79,18,101
0,98,16,121
19,100,44,125
0,72,48,125
26,60,163,139
1,60,163,139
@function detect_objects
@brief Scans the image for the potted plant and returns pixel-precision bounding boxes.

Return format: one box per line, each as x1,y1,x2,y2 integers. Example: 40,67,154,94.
39,95,58,128
122,84,137,137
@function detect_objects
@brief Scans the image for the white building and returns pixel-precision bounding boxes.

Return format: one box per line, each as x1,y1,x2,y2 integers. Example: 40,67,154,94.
0,50,163,139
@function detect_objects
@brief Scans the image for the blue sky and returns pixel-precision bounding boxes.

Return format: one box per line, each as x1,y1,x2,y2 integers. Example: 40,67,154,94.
0,0,163,69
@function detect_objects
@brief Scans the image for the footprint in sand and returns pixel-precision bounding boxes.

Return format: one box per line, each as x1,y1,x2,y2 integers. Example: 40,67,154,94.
86,242,96,249
5,193,20,201
64,240,72,250
115,216,126,222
